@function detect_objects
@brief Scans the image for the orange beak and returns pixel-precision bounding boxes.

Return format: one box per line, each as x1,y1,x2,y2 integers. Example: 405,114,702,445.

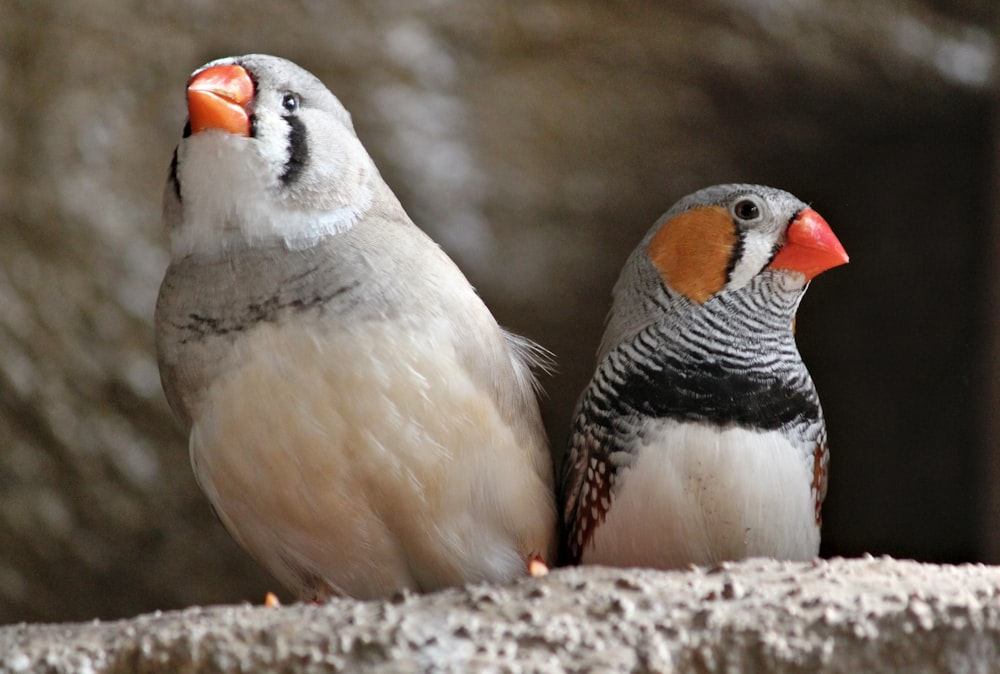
768,208,849,281
187,64,254,136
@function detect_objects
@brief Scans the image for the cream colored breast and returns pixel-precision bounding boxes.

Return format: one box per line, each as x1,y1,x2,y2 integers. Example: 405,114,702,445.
190,317,554,598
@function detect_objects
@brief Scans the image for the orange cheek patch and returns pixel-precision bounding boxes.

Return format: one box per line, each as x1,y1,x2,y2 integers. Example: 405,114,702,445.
647,205,736,303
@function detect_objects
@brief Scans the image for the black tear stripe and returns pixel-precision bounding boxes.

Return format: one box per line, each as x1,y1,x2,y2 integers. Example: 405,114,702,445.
765,211,804,268
169,147,181,202
182,120,191,138
723,229,745,284
280,115,308,185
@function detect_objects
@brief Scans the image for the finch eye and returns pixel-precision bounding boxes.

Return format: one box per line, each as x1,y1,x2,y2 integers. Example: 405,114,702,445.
281,93,300,114
734,199,760,221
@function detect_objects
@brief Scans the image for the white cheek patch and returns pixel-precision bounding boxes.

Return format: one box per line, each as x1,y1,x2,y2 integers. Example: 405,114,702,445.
171,132,372,258
727,231,778,290
252,108,291,172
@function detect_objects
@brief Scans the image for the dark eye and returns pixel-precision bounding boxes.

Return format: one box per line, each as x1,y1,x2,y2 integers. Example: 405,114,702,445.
734,198,760,221
281,93,300,114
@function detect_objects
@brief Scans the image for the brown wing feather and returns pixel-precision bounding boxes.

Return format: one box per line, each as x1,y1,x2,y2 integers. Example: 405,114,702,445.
811,441,829,526
560,431,616,564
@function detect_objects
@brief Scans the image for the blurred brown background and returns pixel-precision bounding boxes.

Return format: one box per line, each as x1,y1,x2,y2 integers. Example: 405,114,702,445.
0,0,996,624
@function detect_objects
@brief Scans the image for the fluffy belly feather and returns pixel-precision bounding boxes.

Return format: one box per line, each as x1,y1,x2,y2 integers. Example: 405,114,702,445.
583,419,819,568
189,319,552,598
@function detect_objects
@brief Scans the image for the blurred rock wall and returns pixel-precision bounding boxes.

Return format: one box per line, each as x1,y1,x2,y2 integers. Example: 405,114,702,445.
0,0,995,623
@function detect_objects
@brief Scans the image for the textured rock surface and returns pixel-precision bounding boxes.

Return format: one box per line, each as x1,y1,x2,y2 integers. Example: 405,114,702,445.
3,558,1000,673
0,0,997,624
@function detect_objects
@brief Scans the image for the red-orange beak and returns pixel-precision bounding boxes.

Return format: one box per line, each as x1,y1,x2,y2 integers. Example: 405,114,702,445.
187,64,254,136
768,208,849,281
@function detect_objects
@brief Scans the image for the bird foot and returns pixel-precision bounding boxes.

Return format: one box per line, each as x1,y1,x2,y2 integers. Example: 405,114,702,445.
528,555,549,577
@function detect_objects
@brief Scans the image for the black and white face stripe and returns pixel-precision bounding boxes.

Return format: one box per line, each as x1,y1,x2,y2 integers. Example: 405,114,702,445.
721,194,760,286
169,147,181,202
246,84,308,186
722,230,745,286
280,112,308,185
168,121,193,202
763,209,807,269
720,193,789,292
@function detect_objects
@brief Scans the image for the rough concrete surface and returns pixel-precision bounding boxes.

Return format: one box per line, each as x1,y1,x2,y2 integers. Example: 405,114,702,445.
2,557,999,673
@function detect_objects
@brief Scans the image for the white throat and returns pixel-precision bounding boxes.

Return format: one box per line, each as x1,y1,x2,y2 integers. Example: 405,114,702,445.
170,132,373,259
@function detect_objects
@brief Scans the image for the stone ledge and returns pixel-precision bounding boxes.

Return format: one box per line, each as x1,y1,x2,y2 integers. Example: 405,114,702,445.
2,557,999,673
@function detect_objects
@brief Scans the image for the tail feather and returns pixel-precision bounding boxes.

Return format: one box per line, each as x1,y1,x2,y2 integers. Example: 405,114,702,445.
502,329,556,396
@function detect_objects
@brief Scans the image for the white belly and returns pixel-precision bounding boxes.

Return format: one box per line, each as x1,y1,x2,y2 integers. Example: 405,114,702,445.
583,419,819,568
189,319,553,599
